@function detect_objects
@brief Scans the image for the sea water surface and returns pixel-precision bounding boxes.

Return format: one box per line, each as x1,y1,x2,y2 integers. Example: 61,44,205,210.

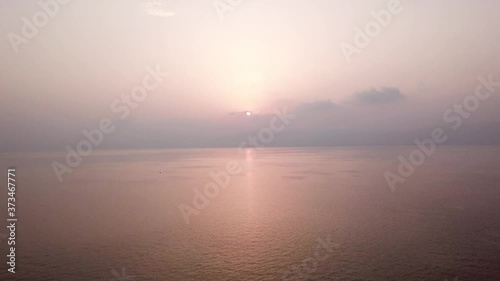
0,147,499,280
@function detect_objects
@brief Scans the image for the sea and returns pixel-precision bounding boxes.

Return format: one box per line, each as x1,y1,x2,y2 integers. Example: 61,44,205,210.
0,146,499,280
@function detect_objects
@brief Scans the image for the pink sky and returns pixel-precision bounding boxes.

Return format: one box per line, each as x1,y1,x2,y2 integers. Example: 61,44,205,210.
1,0,499,151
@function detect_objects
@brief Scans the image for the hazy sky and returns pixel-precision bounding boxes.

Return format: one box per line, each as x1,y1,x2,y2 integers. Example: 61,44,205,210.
1,0,499,152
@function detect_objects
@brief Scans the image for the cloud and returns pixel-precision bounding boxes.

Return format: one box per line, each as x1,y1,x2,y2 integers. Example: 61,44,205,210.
351,87,405,105
142,0,176,17
229,111,252,116
295,99,339,114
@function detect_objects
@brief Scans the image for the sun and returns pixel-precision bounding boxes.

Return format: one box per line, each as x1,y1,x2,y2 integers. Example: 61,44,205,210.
246,111,252,116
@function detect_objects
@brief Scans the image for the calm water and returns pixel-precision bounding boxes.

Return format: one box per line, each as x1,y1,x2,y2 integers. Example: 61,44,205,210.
0,147,500,280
